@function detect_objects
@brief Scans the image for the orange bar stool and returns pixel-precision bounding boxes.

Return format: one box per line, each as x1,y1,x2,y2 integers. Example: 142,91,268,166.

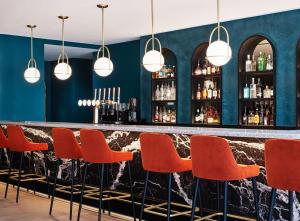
0,127,8,168
139,133,192,221
50,128,83,220
77,129,136,221
5,125,48,203
265,139,300,221
190,135,260,221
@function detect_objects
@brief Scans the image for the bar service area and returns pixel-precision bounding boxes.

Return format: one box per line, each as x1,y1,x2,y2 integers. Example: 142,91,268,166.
1,1,300,221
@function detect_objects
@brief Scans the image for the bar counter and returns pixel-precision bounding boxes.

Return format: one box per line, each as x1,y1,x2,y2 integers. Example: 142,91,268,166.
0,121,299,220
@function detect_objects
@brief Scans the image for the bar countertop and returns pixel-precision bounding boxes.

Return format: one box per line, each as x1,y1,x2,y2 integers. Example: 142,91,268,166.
1,121,300,139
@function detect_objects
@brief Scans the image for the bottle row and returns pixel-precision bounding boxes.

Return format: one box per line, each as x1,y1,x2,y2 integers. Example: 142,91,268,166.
245,52,273,72
194,81,220,100
193,58,221,76
242,77,274,99
153,106,176,123
194,106,220,124
153,82,176,101
242,101,275,126
152,65,176,79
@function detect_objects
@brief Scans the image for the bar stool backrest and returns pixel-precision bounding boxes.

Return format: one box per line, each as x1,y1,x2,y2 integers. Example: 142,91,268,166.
52,128,82,159
190,135,239,180
139,132,183,173
7,125,29,152
265,139,300,192
0,127,8,147
80,129,113,163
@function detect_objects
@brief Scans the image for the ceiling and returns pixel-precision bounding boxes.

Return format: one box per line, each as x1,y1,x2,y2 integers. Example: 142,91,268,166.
0,0,300,45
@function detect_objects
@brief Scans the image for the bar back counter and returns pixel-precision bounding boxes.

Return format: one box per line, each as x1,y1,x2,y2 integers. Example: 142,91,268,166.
0,121,299,220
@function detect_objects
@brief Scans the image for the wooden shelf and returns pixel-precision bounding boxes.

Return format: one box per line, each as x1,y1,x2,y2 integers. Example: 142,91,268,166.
239,70,274,77
152,100,176,103
192,99,221,102
152,77,176,82
239,98,274,102
191,74,221,79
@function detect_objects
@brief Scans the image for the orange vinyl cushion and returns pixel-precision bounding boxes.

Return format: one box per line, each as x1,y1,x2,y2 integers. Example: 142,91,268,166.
0,127,8,148
52,128,82,159
7,125,48,152
139,133,192,173
190,135,259,181
80,129,133,164
265,139,300,192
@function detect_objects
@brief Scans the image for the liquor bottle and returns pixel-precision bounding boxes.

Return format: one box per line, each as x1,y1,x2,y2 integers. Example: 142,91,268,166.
196,84,201,100
250,78,257,98
194,60,202,76
256,78,262,98
155,85,160,100
251,55,257,71
160,84,164,100
266,54,273,70
170,81,176,100
154,106,159,122
202,85,208,99
207,106,214,124
211,64,216,75
263,85,271,98
270,86,274,98
242,107,248,125
171,109,176,123
245,54,252,72
259,104,264,125
213,82,218,99
254,107,259,125
207,62,211,75
166,83,171,100
217,89,221,99
166,109,171,122
264,105,270,126
207,84,213,99
213,109,220,124
248,111,254,125
199,106,204,124
195,108,201,123
162,107,167,123
270,102,274,126
159,107,163,122
202,60,207,75
171,66,176,78
243,82,250,99
257,52,265,71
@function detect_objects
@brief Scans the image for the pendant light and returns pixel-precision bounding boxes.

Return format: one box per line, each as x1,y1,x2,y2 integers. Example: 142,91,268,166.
94,4,113,77
54,16,72,80
142,0,164,72
206,0,232,66
24,25,40,84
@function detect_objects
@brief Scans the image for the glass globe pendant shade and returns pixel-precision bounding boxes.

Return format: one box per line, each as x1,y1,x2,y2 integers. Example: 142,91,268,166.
24,67,40,84
206,40,232,66
54,62,72,80
94,57,114,77
143,49,165,72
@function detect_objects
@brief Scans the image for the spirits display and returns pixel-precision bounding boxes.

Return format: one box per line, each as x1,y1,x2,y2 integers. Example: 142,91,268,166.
151,49,177,124
194,106,220,124
242,77,273,99
195,81,220,100
241,101,274,126
193,57,220,76
244,52,273,72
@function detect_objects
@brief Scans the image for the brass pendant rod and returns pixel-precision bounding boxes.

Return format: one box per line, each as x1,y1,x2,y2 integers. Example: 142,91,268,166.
151,0,155,50
27,25,36,67
102,7,105,57
217,0,220,40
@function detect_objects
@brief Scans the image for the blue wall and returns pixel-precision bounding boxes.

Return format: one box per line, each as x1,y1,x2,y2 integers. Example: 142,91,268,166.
140,9,300,126
93,40,141,104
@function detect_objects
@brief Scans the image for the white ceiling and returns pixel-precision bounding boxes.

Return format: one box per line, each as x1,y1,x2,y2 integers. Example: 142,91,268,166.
0,0,300,45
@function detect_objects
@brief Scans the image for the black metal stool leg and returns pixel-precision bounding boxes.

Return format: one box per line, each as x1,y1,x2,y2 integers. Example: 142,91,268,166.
289,191,293,221
139,171,149,221
198,178,203,217
128,161,136,221
70,160,75,220
167,173,172,221
16,152,24,203
252,177,260,221
44,152,50,198
98,164,105,221
49,160,60,215
106,164,111,216
268,188,276,221
191,178,199,221
30,152,36,195
4,151,13,198
77,163,88,221
223,181,228,221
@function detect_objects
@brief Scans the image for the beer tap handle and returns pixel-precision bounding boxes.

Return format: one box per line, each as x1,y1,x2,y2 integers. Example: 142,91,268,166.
117,87,121,104
103,88,106,104
112,87,116,104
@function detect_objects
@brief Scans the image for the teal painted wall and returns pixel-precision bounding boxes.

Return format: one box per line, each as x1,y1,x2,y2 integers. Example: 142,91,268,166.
140,9,300,126
93,40,141,104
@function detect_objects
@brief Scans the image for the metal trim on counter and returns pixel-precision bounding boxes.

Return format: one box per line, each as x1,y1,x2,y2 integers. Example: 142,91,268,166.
1,121,300,139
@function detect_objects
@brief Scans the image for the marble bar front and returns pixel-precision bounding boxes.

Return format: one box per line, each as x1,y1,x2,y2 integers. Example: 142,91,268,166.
1,121,300,221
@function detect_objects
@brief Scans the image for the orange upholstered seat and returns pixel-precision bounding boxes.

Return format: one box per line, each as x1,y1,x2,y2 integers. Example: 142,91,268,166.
52,128,82,159
7,125,48,152
139,132,192,173
0,127,8,147
80,129,133,163
265,139,300,192
190,135,259,181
